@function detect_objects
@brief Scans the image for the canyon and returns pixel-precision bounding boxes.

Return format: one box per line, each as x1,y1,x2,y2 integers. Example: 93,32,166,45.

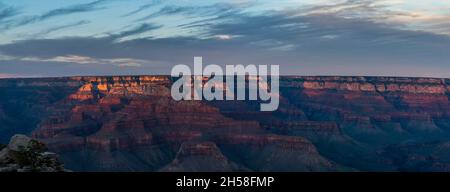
0,75,450,171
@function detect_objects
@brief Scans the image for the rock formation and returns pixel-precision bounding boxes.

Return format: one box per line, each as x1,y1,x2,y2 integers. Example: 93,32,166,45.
160,141,246,172
0,134,65,172
0,75,449,171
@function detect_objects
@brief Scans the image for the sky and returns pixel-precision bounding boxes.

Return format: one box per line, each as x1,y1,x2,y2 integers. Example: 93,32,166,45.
0,0,450,78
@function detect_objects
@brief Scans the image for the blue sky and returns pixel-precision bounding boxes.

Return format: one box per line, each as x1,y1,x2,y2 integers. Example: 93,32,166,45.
0,0,450,77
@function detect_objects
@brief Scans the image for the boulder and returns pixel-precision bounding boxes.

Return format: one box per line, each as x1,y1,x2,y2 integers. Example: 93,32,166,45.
8,134,32,151
0,134,66,172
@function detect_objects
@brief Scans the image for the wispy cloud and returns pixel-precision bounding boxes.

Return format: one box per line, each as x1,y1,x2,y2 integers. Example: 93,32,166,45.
33,20,91,37
9,54,147,67
0,4,19,21
3,0,111,30
110,23,162,40
216,34,233,40
44,55,147,67
40,0,110,20
0,73,23,79
121,0,163,17
297,0,450,35
136,3,236,21
0,52,16,61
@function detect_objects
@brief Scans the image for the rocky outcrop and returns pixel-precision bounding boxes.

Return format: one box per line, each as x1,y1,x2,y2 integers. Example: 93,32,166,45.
217,134,341,171
0,134,65,172
160,142,245,172
381,141,450,171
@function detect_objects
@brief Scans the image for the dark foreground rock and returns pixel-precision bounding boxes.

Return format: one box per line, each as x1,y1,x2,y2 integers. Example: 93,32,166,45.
0,134,66,172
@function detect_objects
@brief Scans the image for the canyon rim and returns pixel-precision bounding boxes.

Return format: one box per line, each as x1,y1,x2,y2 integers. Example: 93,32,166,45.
1,75,450,171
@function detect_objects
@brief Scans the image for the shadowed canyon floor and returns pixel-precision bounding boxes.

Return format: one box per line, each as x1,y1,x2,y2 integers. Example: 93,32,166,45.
1,76,450,171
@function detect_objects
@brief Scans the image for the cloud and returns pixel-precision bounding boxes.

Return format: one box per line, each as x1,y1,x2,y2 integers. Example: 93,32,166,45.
136,3,237,21
121,0,163,17
0,73,24,79
321,34,340,39
297,0,450,35
1,1,450,77
110,23,162,40
300,0,385,17
0,52,16,61
40,0,110,20
16,55,148,67
137,6,192,21
0,5,19,21
33,20,91,37
3,0,111,30
1,50,150,67
216,34,233,40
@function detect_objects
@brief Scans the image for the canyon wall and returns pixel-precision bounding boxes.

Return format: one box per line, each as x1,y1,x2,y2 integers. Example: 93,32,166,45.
0,76,449,171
